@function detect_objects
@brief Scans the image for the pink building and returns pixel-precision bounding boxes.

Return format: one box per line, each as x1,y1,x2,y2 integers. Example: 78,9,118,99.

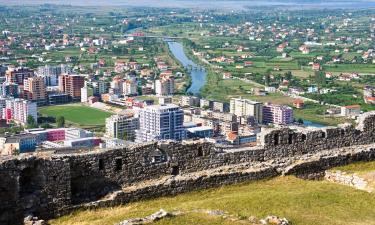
47,129,65,142
263,103,293,125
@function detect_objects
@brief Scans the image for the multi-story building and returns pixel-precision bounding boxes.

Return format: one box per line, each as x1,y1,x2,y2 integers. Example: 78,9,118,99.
105,114,140,141
5,67,34,85
59,74,85,100
341,105,361,117
123,80,138,96
2,98,37,125
200,99,212,109
86,79,108,96
1,134,37,155
23,76,46,105
65,128,93,140
135,104,186,142
230,98,263,124
180,96,200,107
155,75,174,96
1,82,19,97
48,93,71,105
37,64,72,86
81,86,94,103
263,103,293,125
110,76,124,95
0,65,8,77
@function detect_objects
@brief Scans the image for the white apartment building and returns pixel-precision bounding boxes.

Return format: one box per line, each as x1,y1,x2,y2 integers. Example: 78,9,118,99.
123,80,138,96
37,64,72,86
135,104,186,142
105,114,139,141
2,98,37,125
155,76,174,96
230,98,263,124
81,86,94,103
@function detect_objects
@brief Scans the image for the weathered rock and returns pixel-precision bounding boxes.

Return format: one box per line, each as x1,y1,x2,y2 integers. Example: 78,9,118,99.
115,209,171,225
260,215,289,225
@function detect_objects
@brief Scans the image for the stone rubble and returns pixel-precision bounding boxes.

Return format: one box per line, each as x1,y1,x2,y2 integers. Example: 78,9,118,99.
115,209,289,225
325,170,374,192
115,209,171,225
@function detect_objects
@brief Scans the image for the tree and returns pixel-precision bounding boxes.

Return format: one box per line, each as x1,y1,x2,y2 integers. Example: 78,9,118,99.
264,73,270,86
56,116,65,128
41,123,52,129
27,115,37,129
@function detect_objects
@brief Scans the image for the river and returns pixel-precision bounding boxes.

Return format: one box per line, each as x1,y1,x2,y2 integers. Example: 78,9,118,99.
167,41,327,128
167,41,207,95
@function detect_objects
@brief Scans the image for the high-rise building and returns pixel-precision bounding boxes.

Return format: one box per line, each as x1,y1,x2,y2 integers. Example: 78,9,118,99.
23,77,46,105
2,98,37,125
135,104,186,142
5,67,34,85
230,98,263,124
105,114,139,141
262,103,293,125
81,86,94,103
59,74,85,100
155,75,174,96
37,64,72,86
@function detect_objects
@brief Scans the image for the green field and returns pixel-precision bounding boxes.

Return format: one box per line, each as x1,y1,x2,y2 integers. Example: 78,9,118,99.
38,104,113,126
50,172,375,225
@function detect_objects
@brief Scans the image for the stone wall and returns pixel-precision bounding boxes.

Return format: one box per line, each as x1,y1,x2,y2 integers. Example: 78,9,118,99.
0,112,374,225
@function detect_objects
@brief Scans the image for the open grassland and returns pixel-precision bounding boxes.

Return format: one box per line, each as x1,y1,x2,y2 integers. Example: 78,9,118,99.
334,161,375,175
38,104,113,126
50,174,375,225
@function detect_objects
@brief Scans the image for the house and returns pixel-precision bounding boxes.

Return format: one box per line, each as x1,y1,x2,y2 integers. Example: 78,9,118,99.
325,72,333,79
340,105,361,117
312,63,321,71
226,131,257,146
244,61,253,67
365,97,375,104
276,43,287,52
299,45,310,54
293,99,304,109
308,86,318,93
222,72,232,79
265,86,276,93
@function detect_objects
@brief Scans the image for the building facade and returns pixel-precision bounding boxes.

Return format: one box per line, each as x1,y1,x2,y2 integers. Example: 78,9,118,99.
23,76,46,105
59,74,85,100
263,103,293,125
1,98,37,125
230,98,263,124
135,104,186,142
5,67,34,85
105,114,140,141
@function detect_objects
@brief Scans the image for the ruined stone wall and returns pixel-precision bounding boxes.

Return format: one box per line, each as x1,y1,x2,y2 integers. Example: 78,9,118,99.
0,112,374,225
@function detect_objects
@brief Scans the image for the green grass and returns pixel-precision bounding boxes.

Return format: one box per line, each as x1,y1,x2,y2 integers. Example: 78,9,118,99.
50,175,375,225
333,161,375,175
38,104,113,126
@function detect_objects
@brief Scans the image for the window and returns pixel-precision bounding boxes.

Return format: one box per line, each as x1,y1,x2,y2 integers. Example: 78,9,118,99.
171,166,179,176
274,134,279,145
302,134,307,142
197,146,203,157
288,134,293,144
115,158,122,171
99,159,104,170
